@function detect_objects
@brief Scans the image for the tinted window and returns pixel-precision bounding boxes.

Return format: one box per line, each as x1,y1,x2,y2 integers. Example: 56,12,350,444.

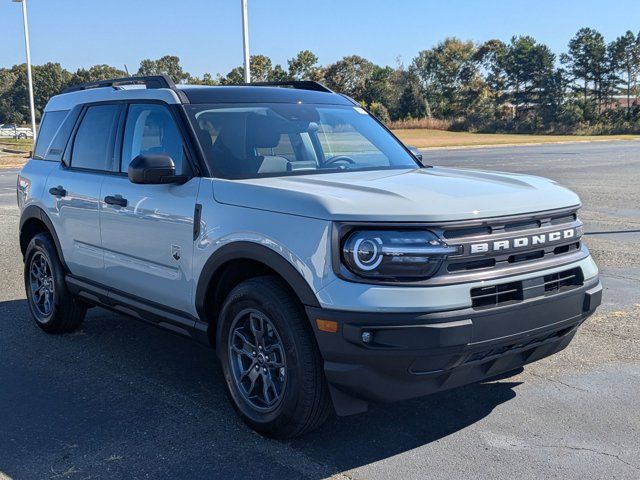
256,134,295,161
71,105,120,171
43,107,81,162
121,104,184,173
33,110,68,159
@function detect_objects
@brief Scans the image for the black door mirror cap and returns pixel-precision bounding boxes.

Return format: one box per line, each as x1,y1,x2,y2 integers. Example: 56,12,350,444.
128,154,186,184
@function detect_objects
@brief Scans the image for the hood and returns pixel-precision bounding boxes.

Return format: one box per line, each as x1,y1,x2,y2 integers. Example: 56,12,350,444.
211,167,581,222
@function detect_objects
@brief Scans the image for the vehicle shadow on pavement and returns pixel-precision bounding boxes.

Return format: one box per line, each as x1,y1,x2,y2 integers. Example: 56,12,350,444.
0,299,521,479
291,377,520,474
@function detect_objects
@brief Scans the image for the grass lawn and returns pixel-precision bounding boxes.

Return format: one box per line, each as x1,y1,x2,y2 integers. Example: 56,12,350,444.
392,129,640,149
0,138,32,168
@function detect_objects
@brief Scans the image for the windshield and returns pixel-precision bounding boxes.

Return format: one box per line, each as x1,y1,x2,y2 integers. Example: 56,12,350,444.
186,103,419,179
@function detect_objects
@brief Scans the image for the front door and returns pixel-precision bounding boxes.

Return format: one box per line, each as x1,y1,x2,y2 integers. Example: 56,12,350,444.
99,103,200,314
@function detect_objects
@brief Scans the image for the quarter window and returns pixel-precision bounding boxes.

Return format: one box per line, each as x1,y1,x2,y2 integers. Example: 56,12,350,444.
121,104,185,173
33,110,69,160
71,105,120,171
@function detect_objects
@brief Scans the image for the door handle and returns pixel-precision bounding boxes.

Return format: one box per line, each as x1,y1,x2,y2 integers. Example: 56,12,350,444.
104,195,128,207
48,186,66,197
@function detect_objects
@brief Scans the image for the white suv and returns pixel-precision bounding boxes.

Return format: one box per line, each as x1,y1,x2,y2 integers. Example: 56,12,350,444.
17,75,602,438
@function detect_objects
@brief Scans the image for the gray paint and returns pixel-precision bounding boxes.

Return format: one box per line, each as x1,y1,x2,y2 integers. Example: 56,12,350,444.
212,167,581,222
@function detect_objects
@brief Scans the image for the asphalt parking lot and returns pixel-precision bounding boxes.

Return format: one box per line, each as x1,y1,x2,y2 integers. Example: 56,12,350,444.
0,141,638,480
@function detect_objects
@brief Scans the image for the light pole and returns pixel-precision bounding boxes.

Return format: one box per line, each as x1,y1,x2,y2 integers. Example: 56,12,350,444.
241,0,250,83
13,0,37,144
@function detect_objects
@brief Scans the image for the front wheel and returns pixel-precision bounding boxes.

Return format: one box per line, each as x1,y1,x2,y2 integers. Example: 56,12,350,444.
218,276,331,439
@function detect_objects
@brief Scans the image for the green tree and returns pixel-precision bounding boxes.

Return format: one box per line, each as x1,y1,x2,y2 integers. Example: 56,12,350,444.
368,101,390,124
362,66,395,109
33,63,72,116
0,67,22,123
395,70,428,120
70,64,127,85
411,38,481,118
248,55,273,82
475,39,508,114
188,72,218,85
221,66,245,85
220,55,287,83
610,31,640,110
0,63,72,123
561,28,608,109
137,55,190,84
323,55,375,100
287,50,320,80
500,36,556,118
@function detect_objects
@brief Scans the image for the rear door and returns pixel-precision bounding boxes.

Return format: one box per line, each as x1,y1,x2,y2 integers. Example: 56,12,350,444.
99,102,200,313
45,104,122,280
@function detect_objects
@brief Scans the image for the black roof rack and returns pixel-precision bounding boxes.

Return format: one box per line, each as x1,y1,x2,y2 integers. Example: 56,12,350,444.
236,81,333,93
60,74,189,102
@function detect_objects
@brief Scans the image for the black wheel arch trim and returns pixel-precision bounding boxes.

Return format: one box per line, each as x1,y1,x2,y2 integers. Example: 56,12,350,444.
195,241,321,322
19,205,69,272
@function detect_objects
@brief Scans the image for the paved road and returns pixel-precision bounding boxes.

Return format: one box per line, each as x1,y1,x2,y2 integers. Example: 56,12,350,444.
0,142,638,479
0,169,17,208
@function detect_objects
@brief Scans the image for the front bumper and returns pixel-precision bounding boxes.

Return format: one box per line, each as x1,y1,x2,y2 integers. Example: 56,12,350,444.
307,277,602,415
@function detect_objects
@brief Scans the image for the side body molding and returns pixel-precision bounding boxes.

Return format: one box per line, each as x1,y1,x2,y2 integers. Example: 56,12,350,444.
195,241,321,322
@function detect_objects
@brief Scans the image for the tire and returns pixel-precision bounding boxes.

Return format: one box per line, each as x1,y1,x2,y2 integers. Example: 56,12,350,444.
18,133,26,139
24,232,86,333
218,276,332,439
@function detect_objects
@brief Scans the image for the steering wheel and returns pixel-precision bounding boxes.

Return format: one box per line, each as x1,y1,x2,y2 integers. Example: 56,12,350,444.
323,155,356,167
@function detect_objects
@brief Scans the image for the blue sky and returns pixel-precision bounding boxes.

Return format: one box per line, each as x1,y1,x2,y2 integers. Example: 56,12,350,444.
2,0,639,77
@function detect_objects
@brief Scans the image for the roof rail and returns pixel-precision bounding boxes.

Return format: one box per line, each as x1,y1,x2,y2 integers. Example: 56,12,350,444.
60,74,189,102
238,81,333,93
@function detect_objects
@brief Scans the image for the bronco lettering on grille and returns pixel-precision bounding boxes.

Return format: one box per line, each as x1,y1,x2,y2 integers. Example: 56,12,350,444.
469,228,576,255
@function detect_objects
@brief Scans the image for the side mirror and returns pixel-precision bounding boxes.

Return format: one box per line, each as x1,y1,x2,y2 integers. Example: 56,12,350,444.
407,145,424,164
128,154,186,184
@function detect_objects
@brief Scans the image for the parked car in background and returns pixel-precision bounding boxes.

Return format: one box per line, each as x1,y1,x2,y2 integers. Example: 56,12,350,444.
0,124,33,139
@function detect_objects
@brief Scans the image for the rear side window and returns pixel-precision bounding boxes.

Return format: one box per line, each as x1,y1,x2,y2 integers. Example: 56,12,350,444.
33,110,69,160
70,105,120,171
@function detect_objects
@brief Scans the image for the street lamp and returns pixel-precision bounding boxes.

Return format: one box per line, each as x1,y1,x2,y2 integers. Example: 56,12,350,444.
241,0,250,83
13,0,37,144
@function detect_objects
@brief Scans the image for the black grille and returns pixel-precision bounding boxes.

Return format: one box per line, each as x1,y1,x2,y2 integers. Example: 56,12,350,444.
471,267,583,309
544,268,583,294
471,281,522,309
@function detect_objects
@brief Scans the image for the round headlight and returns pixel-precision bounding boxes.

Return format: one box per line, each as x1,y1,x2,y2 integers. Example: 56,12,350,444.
353,237,384,271
342,230,460,280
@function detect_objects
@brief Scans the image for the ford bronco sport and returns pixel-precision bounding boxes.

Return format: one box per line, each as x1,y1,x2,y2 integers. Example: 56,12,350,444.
17,75,602,438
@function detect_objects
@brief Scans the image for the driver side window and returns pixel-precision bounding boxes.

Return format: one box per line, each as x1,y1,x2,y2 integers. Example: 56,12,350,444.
121,104,185,173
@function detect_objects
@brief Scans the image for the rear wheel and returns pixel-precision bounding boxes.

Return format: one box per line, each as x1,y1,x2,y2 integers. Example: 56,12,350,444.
219,276,331,439
24,233,86,333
